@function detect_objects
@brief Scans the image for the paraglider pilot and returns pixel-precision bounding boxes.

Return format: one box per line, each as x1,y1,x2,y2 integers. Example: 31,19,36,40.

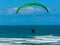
32,28,35,33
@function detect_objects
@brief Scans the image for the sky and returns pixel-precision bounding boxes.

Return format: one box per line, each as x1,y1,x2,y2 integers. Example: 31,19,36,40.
0,0,60,25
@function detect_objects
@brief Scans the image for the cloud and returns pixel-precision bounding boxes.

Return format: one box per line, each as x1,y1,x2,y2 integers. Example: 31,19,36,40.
6,8,17,14
19,7,35,14
0,8,17,15
0,7,47,15
19,7,44,15
6,7,44,15
0,7,60,16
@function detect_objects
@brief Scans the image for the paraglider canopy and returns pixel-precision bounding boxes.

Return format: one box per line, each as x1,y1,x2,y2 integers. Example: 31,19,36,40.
16,2,49,14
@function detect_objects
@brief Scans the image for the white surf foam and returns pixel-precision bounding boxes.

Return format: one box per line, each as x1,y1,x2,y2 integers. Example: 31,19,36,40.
0,35,60,45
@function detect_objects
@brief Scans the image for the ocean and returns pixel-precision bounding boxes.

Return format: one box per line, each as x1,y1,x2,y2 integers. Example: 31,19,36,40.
0,25,60,45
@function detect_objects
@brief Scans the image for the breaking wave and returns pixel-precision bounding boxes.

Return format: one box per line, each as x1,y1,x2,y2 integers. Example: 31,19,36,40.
0,35,60,45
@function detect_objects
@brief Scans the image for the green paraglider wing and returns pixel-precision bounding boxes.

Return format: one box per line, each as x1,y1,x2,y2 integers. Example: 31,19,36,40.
16,2,49,14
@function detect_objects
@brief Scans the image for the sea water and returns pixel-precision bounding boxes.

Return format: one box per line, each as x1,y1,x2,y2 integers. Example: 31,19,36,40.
0,25,60,45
